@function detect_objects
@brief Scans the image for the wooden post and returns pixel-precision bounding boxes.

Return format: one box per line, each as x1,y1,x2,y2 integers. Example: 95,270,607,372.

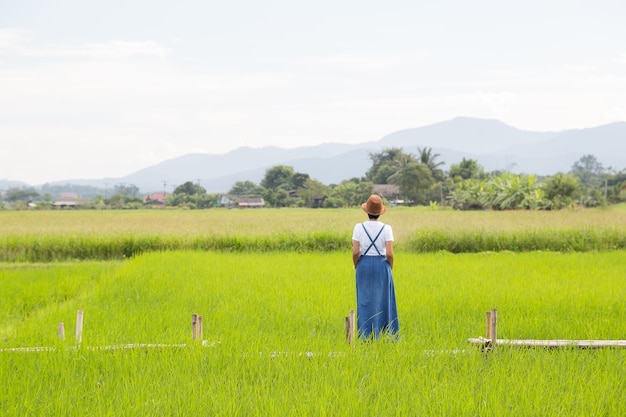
58,322,65,340
192,314,203,341
345,309,355,344
490,308,498,346
75,310,84,345
192,314,198,341
484,309,497,350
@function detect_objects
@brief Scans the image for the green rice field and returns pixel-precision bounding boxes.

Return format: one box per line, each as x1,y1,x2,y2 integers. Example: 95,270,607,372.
1,206,625,415
1,205,625,261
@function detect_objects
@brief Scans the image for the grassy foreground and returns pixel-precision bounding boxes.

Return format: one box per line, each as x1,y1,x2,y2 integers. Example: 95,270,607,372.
2,250,626,415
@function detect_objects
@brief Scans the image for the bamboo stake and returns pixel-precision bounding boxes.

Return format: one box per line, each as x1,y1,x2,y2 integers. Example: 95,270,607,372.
192,314,198,340
350,309,355,342
345,309,355,344
484,309,497,350
58,322,65,340
490,308,498,346
75,310,84,345
197,315,203,341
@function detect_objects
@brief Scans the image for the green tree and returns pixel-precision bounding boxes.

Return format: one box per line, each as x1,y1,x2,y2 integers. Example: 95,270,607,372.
229,181,263,196
113,184,140,197
571,154,604,188
449,158,484,180
273,188,292,208
541,173,580,209
168,181,207,208
571,155,606,206
261,165,296,190
328,179,373,208
297,178,328,207
173,181,205,196
417,147,445,181
449,173,546,210
291,172,310,190
483,173,544,210
388,162,433,205
447,179,485,210
4,188,40,203
608,169,626,203
260,165,311,191
108,193,143,209
365,148,407,184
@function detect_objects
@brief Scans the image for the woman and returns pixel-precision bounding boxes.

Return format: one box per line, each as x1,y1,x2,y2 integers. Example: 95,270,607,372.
352,194,399,339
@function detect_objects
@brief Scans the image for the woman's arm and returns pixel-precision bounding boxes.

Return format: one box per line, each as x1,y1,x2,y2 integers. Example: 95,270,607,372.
385,241,394,269
352,240,361,268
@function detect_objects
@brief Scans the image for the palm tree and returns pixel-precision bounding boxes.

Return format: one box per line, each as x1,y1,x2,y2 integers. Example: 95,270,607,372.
388,160,433,205
417,147,445,181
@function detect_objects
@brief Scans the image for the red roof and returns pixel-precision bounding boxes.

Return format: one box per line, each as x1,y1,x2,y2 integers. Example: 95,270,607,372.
143,193,168,204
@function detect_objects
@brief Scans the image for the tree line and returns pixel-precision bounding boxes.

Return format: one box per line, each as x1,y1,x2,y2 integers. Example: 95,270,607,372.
164,148,625,210
2,148,625,210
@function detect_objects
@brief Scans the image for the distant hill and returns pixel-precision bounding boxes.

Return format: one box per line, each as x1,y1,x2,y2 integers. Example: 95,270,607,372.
0,179,29,190
9,117,626,194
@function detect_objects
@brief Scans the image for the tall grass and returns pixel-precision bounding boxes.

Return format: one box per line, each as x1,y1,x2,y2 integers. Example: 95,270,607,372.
1,251,625,415
1,205,625,261
407,226,626,252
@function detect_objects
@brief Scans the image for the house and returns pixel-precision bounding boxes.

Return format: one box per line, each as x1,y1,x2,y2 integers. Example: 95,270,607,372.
143,193,169,206
372,184,404,205
236,197,265,208
312,194,328,208
219,195,235,208
53,193,88,208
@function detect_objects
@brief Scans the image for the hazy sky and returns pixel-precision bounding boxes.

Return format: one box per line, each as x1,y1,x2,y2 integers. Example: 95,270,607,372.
2,0,625,185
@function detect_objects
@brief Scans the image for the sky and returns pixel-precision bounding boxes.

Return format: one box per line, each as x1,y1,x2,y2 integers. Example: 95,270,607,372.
1,0,625,185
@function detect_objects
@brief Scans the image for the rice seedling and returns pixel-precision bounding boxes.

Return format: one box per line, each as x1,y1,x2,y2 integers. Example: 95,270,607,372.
1,250,625,415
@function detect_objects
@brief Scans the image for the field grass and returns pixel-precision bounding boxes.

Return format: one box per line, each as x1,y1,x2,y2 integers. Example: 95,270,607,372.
1,204,625,261
2,250,626,415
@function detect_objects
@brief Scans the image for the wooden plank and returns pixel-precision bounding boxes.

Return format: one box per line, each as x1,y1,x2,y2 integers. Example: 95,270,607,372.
468,338,626,349
0,346,56,352
0,342,222,353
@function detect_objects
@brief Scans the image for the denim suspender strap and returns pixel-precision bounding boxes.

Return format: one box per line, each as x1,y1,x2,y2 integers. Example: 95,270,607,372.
361,223,385,256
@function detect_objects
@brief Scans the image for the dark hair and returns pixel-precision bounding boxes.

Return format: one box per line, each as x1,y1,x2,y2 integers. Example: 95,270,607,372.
368,214,380,220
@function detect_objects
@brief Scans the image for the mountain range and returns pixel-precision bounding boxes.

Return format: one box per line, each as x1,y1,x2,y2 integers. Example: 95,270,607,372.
4,117,625,194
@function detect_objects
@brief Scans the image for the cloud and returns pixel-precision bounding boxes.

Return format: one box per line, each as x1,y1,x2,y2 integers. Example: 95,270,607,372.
21,40,171,60
293,51,430,73
296,53,400,71
0,28,169,60
0,28,32,51
474,90,517,118
562,64,599,73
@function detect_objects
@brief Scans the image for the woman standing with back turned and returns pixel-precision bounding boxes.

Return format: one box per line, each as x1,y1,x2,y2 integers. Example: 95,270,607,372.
352,194,399,340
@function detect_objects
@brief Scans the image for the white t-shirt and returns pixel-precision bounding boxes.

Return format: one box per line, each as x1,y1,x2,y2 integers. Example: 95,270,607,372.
352,221,394,256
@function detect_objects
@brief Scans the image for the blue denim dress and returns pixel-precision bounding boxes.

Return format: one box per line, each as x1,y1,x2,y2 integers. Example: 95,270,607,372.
355,224,399,339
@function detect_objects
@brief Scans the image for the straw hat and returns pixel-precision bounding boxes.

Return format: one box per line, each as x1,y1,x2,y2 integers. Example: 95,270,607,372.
361,194,387,216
